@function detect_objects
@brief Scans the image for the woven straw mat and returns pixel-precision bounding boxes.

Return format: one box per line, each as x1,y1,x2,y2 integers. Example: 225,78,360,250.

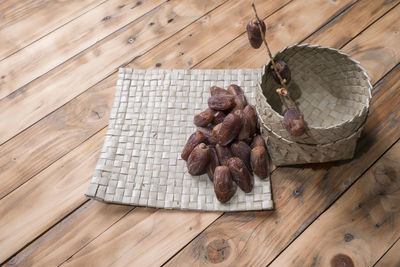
86,68,273,211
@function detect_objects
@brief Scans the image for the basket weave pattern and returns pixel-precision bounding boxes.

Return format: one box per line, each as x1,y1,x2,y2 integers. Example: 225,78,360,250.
257,45,371,145
86,68,273,211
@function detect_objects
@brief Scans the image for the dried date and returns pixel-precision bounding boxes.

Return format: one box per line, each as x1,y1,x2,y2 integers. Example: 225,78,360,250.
210,86,232,96
227,157,253,193
214,166,236,203
197,127,217,145
231,141,252,171
207,147,220,182
213,111,226,125
251,135,265,149
208,94,235,111
187,143,210,175
218,110,243,146
194,108,215,127
251,146,269,179
215,144,233,166
181,130,206,161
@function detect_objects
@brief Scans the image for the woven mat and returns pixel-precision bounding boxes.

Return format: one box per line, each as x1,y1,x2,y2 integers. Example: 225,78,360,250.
86,68,273,211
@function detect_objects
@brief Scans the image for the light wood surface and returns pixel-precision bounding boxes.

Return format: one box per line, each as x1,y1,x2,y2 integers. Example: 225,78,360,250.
1,0,400,266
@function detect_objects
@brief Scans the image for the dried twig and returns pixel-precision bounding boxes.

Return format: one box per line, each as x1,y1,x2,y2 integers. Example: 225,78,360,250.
251,2,296,109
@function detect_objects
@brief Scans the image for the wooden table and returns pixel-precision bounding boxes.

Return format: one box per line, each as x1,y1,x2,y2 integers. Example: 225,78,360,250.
1,0,400,266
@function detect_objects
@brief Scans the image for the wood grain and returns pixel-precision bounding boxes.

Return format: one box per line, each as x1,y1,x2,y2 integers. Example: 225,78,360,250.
0,0,225,145
131,0,291,69
4,201,133,267
0,0,288,200
0,74,116,199
165,8,400,264
1,0,396,266
0,0,166,99
0,129,106,263
375,238,400,267
38,5,400,266
62,209,220,267
0,0,102,59
271,140,400,266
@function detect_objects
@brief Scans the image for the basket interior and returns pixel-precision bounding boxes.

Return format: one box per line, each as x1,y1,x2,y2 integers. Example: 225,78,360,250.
261,46,370,128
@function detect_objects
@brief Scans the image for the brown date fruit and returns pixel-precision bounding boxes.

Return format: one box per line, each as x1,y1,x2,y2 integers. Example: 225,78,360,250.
208,94,235,111
231,141,252,171
207,147,220,182
246,18,266,49
187,143,210,175
271,60,291,85
227,157,253,193
231,95,247,112
197,127,217,145
283,108,307,136
194,108,215,127
251,146,269,179
215,144,233,166
181,130,206,161
243,105,258,136
227,84,245,96
214,166,236,203
251,135,265,149
218,110,243,146
213,111,226,125
210,86,232,96
212,123,222,139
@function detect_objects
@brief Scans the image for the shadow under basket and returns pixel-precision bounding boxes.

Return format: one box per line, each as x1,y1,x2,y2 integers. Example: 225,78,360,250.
255,44,372,166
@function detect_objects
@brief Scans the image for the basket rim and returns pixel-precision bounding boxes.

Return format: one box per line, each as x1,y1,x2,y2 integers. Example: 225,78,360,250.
259,43,372,131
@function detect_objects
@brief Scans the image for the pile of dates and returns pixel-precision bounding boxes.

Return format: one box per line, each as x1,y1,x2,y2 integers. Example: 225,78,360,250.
181,84,269,203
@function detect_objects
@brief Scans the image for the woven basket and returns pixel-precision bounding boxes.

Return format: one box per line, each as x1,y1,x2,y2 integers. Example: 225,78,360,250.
255,44,372,165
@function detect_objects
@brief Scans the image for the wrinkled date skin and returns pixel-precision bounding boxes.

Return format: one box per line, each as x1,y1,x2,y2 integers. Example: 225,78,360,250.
214,166,236,203
207,147,220,182
213,111,226,125
231,141,252,171
187,143,210,175
228,157,253,193
212,123,222,139
194,108,215,127
246,18,266,49
272,60,291,85
243,105,258,135
251,146,269,179
251,135,265,149
197,127,217,145
218,110,243,146
283,108,307,136
181,130,206,161
208,94,235,111
215,144,233,166
227,84,244,96
231,95,247,112
210,86,232,96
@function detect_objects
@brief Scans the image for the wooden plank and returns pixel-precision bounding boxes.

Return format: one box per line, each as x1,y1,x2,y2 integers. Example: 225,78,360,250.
165,65,400,266
0,128,106,263
0,0,225,145
0,0,167,99
0,74,116,199
375,238,400,267
2,0,393,265
62,209,220,266
4,201,133,267
0,0,105,60
131,0,291,69
0,0,289,200
45,4,400,266
195,0,400,76
165,7,400,266
271,141,400,266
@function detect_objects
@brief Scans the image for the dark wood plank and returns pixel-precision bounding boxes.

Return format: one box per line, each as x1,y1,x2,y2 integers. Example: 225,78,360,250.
271,140,400,266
